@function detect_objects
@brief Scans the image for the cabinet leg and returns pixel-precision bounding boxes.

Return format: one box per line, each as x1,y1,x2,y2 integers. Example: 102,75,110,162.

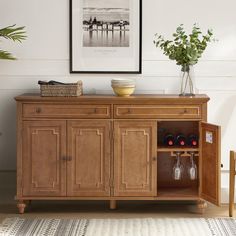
197,200,207,214
17,200,26,214
110,200,117,210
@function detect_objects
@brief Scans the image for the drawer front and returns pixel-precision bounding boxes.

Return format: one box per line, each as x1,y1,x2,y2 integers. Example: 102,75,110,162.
23,104,111,118
114,105,201,119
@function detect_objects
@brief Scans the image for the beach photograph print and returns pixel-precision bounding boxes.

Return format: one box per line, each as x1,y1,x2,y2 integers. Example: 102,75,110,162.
83,0,130,47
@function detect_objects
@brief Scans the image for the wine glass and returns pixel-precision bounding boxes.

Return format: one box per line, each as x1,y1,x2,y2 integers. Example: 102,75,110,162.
188,151,197,180
173,151,184,180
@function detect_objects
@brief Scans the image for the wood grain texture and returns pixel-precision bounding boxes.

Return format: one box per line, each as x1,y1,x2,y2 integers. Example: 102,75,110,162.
15,94,210,105
15,94,220,213
16,102,23,198
67,120,111,197
22,120,67,197
114,105,201,119
113,121,157,197
201,122,221,206
23,104,111,119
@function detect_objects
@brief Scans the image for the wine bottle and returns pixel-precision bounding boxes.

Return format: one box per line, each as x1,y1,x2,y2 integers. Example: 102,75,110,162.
164,133,175,146
188,134,198,147
176,134,186,146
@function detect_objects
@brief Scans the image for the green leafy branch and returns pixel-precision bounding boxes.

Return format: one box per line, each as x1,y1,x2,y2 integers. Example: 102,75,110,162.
153,24,214,72
0,24,26,60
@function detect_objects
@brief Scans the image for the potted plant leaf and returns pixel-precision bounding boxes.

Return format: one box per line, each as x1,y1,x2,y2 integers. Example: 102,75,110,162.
0,24,26,60
154,24,214,96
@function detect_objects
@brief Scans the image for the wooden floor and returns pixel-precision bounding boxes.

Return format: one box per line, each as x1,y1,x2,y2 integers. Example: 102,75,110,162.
0,200,233,224
0,176,234,224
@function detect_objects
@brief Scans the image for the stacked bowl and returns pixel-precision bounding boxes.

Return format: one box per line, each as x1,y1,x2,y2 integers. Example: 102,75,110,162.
111,79,136,97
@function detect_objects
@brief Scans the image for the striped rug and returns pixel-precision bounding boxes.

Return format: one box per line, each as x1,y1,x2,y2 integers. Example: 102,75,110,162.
0,217,236,236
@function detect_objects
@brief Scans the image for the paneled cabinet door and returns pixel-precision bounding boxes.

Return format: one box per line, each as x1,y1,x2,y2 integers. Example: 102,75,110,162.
114,121,157,197
201,122,221,206
67,121,111,197
22,121,67,196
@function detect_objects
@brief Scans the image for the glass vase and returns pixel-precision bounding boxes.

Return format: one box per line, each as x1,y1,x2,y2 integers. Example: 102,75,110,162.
179,65,195,97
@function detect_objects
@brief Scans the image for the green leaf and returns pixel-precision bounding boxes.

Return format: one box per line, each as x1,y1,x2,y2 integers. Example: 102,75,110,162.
0,50,16,60
153,23,215,67
0,24,26,60
0,25,27,42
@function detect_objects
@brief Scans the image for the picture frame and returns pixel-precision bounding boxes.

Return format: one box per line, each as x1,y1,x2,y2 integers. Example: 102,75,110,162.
69,0,142,74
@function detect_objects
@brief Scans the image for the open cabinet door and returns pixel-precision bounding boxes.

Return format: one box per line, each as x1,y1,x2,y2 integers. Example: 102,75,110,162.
200,122,221,206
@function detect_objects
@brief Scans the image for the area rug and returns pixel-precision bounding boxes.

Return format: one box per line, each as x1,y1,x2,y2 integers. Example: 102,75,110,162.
0,217,236,236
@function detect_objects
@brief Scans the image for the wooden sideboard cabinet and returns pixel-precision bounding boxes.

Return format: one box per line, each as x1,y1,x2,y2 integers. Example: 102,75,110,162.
15,94,220,214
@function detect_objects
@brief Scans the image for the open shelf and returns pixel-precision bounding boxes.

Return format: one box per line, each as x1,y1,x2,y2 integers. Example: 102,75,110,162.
157,147,199,152
157,121,199,148
157,148,199,158
157,187,198,198
157,152,199,198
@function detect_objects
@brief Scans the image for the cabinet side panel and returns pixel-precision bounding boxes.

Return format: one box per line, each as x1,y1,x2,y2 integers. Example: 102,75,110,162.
16,102,23,198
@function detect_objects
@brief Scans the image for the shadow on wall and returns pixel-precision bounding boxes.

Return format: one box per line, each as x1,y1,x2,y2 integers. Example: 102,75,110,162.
0,171,16,204
211,94,236,139
0,92,17,170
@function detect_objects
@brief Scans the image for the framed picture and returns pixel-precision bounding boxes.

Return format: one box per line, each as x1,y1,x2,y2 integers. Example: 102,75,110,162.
70,0,142,74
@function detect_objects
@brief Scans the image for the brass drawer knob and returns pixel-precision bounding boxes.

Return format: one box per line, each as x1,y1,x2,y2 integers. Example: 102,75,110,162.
35,107,42,113
61,156,67,161
61,156,72,161
180,109,187,115
88,108,97,114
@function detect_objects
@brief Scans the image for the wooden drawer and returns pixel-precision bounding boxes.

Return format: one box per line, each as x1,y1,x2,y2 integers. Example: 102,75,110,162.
114,105,201,119
23,104,111,118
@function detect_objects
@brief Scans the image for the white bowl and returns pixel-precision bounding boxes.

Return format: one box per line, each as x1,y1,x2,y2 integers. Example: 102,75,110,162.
111,79,135,87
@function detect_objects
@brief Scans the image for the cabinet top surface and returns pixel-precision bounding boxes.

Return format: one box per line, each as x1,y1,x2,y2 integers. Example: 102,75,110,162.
15,93,210,104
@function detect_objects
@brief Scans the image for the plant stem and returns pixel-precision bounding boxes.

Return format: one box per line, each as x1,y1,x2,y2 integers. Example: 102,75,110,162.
183,71,189,94
181,71,186,94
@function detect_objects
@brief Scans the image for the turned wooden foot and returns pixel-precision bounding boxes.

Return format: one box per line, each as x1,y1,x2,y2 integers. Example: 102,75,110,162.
197,200,207,214
17,200,26,214
110,200,117,210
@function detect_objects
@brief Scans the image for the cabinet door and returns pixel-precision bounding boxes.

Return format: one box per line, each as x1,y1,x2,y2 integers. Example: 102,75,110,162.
67,121,111,197
114,121,157,197
22,121,66,196
201,122,221,205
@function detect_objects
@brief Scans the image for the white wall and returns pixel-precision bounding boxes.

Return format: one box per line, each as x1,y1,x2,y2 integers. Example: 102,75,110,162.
1,0,236,202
